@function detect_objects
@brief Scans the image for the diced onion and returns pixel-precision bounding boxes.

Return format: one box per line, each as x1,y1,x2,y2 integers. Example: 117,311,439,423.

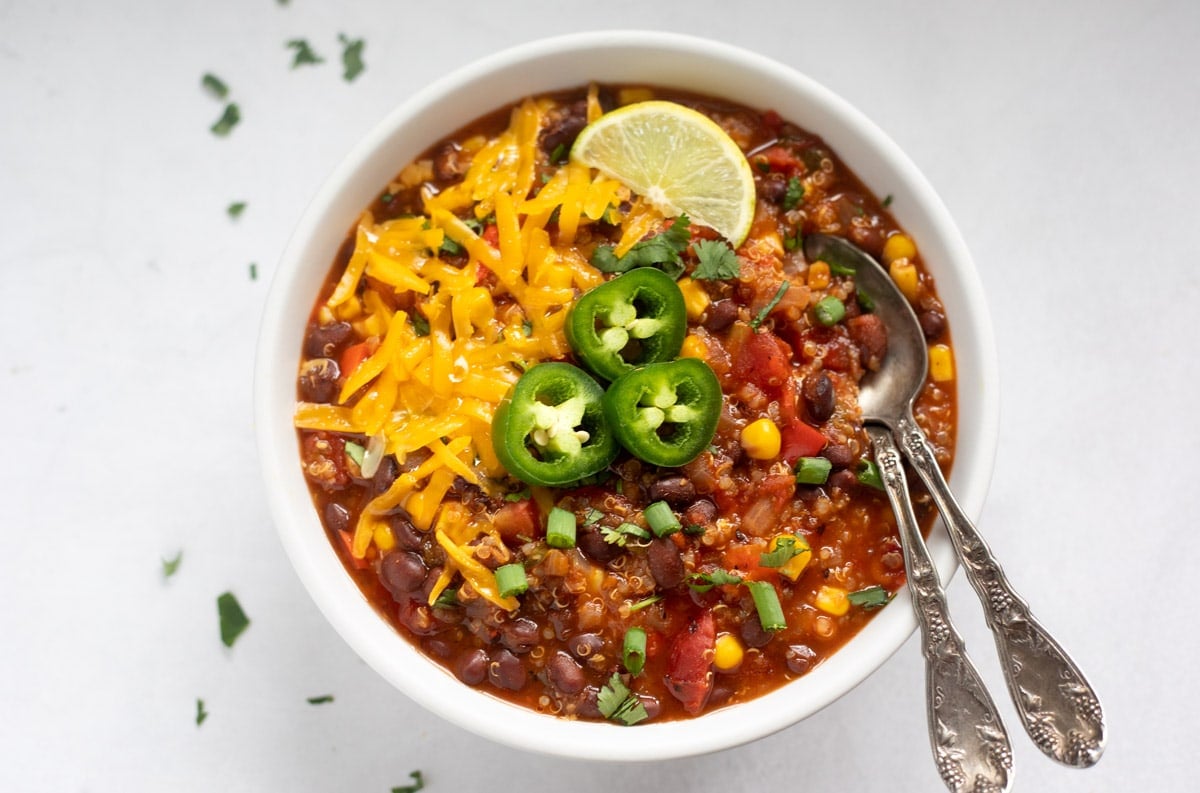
360,432,387,479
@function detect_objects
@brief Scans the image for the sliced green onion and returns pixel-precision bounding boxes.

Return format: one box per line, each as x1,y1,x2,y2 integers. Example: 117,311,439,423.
623,627,647,676
546,507,577,549
746,580,786,631
644,501,681,537
813,295,845,326
344,441,366,467
494,563,528,598
856,459,885,491
847,585,891,609
856,288,876,312
794,456,832,485
759,536,803,568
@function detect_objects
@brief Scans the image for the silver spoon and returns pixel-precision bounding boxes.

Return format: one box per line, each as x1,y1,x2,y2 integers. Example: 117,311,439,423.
805,233,1107,772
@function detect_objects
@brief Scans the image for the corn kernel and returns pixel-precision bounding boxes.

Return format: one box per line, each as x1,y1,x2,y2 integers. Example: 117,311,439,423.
680,334,707,360
335,294,363,321
373,523,397,553
882,233,917,265
677,277,711,320
618,87,655,105
929,343,955,382
889,259,919,302
713,633,745,672
771,534,813,581
740,418,781,460
807,261,831,290
815,585,849,616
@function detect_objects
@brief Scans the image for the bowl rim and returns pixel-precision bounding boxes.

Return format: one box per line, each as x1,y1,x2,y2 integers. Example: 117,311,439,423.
255,29,999,761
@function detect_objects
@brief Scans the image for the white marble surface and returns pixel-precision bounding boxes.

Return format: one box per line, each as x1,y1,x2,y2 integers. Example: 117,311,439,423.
2,1,1196,790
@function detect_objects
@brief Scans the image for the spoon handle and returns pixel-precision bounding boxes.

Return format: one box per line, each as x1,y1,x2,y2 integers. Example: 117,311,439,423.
868,427,1013,793
895,413,1106,767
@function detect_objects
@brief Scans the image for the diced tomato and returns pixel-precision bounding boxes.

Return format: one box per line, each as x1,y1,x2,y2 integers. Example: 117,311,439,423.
732,330,793,395
301,432,351,491
755,145,803,176
492,499,540,541
664,610,716,715
339,341,373,379
780,419,827,463
481,224,500,248
336,529,372,570
721,542,778,583
475,263,497,287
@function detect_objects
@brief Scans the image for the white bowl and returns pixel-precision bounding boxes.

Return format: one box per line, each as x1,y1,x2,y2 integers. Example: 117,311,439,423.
255,30,999,761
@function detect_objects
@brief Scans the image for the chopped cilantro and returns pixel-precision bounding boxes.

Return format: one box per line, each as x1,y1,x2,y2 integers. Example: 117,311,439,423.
590,215,691,279
286,38,324,68
759,536,803,568
597,673,649,726
682,523,706,536
306,694,335,705
782,176,805,211
692,239,740,280
628,595,662,612
749,281,790,330
380,192,394,204
338,34,366,82
410,314,430,337
504,488,531,502
687,569,744,593
601,522,650,547
201,73,229,100
248,262,258,281
392,770,425,793
754,159,771,173
549,142,567,163
847,585,892,609
521,319,533,337
583,508,604,526
882,193,894,208
195,698,208,726
226,201,246,219
210,103,240,136
217,592,250,648
439,236,464,256
433,588,460,609
161,551,183,579
783,229,802,252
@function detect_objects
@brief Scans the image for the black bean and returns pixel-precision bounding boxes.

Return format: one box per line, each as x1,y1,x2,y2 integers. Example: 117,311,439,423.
646,538,685,589
371,455,399,496
758,175,788,204
828,469,858,492
703,299,739,332
303,321,353,358
578,525,622,564
396,599,438,636
380,551,427,594
648,476,696,506
433,143,467,181
298,358,340,403
546,651,585,695
918,309,946,340
499,617,539,654
785,644,818,674
424,637,452,658
577,686,603,719
820,443,854,469
741,613,775,648
323,501,352,535
801,371,835,423
456,648,488,685
684,499,717,528
487,649,527,691
567,632,605,660
539,100,588,155
389,510,423,551
848,313,888,370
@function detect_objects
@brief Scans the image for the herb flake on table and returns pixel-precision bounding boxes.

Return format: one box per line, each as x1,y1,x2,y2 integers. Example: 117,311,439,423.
227,201,246,219
217,591,250,647
338,34,366,82
306,694,334,705
195,698,208,726
161,551,182,579
286,38,324,68
210,103,241,137
248,263,258,281
201,73,229,100
392,770,425,793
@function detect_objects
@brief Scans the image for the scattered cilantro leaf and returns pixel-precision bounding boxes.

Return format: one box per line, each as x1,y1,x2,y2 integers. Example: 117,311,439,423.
195,698,208,726
601,522,650,547
201,73,229,100
306,694,334,705
521,319,533,337
504,488,531,502
392,770,425,793
583,508,604,526
847,585,892,609
590,215,691,278
286,38,324,68
628,595,662,612
687,569,744,593
433,588,460,609
162,551,183,579
226,201,246,219
217,592,250,648
410,314,430,337
782,176,805,211
338,34,366,82
692,239,740,280
759,536,803,568
749,281,790,330
440,236,464,256
549,142,567,163
596,673,649,726
882,193,894,208
783,229,802,252
248,262,258,281
210,103,240,136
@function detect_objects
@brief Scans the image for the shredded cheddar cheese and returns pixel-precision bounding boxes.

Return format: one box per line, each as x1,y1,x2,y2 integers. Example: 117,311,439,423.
295,90,631,608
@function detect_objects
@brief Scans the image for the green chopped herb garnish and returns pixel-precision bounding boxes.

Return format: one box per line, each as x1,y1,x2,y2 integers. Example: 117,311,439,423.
344,440,366,467
162,551,183,579
783,229,802,252
306,694,335,705
847,585,892,609
597,673,649,726
628,595,662,612
750,281,790,329
521,319,533,337
687,569,744,593
755,159,771,173
856,287,876,313
391,771,425,793
601,522,650,547
248,262,258,281
380,192,394,204
286,38,324,68
210,103,241,136
410,314,430,337
217,591,250,648
195,698,208,726
338,34,366,82
882,193,894,208
759,536,804,568
549,142,567,163
692,239,740,280
682,523,706,536
433,588,460,609
590,214,690,279
583,508,604,526
504,488,531,502
828,258,856,276
439,236,464,256
201,73,229,100
856,459,885,491
226,201,246,219
813,295,845,326
782,176,805,211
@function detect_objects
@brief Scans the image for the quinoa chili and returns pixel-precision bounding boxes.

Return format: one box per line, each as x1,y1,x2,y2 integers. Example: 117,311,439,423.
294,84,956,723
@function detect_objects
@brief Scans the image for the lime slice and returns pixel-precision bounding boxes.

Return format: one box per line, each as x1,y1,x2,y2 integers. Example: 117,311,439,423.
570,100,756,247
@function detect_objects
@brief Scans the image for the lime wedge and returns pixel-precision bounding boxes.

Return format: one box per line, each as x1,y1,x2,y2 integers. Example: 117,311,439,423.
570,100,756,247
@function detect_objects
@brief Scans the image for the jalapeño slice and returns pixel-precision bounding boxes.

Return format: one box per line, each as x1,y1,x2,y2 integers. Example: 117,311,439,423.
602,358,722,468
492,363,618,487
565,267,687,382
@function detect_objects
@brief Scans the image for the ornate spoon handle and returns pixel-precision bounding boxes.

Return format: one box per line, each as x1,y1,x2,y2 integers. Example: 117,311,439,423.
895,413,1106,767
868,427,1012,793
